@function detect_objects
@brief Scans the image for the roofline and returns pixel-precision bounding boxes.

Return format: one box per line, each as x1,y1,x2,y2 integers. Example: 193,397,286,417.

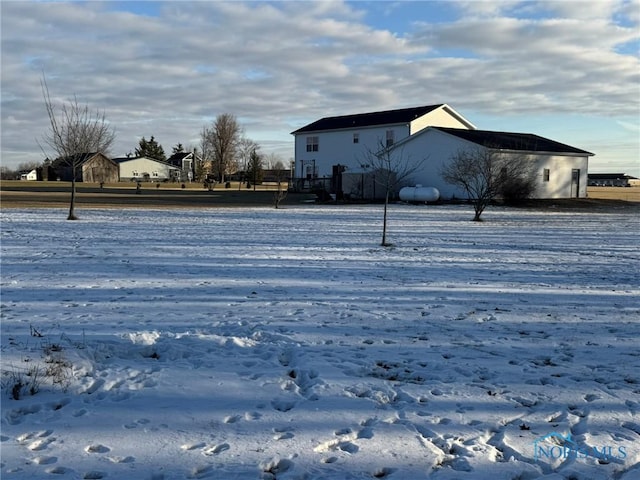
430,127,594,156
291,104,476,136
292,120,412,136
388,126,594,157
290,104,447,135
490,148,595,157
113,156,180,167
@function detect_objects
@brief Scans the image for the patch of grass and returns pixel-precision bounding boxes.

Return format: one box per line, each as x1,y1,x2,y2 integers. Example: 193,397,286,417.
2,326,76,399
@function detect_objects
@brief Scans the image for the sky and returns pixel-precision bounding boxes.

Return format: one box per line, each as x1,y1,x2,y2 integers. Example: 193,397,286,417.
1,0,639,176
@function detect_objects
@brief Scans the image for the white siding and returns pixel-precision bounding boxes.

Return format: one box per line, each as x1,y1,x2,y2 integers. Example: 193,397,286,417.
118,157,177,181
294,125,411,179
396,129,589,200
531,154,589,198
394,128,473,200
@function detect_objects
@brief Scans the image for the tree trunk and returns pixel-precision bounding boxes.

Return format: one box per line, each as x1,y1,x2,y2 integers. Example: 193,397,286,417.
381,190,389,246
67,168,79,220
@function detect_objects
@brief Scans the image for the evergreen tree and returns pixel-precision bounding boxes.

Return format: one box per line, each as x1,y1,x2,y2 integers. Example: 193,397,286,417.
135,136,166,161
172,143,184,154
246,148,263,189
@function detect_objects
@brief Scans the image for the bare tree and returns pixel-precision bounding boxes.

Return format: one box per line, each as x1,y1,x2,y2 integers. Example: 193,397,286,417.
441,146,538,221
271,158,289,209
237,137,259,190
361,141,425,246
200,114,241,183
39,76,115,220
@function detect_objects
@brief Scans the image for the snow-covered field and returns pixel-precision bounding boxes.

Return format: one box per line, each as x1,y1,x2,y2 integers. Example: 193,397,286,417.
1,204,638,480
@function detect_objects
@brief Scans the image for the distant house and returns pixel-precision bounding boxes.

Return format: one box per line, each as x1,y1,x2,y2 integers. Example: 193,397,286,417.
588,173,636,187
166,151,199,182
113,156,180,182
291,104,593,200
53,153,119,183
20,169,39,181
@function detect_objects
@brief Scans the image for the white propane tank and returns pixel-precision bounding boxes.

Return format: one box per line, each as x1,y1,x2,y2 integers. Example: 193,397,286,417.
399,185,440,203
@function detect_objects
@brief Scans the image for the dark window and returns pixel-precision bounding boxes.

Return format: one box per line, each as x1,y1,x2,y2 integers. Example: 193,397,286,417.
386,130,394,147
306,136,319,152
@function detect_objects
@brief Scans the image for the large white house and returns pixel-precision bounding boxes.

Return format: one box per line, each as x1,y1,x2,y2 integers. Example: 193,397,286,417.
114,156,180,182
291,104,593,200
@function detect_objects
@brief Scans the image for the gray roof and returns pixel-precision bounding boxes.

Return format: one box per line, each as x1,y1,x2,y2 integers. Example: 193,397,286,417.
291,104,444,134
433,127,593,155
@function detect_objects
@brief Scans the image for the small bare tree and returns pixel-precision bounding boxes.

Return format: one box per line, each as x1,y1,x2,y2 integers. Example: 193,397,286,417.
39,76,115,220
441,146,537,221
361,141,425,246
271,159,289,209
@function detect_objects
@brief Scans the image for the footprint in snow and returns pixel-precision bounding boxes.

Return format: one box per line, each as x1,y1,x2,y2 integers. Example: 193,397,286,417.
260,457,293,476
83,379,105,395
6,404,43,425
85,444,110,454
181,442,206,451
244,411,261,421
272,426,294,440
45,465,72,475
278,349,295,367
107,455,135,463
202,443,230,455
337,441,359,454
28,437,56,451
83,471,106,479
224,414,241,424
190,464,213,478
372,467,396,478
273,431,294,440
621,422,640,435
271,398,296,412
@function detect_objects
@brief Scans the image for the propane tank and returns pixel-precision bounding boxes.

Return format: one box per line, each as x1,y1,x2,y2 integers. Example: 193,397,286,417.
399,185,440,203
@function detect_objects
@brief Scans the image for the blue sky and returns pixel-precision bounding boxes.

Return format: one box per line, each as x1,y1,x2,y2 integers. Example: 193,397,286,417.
1,0,638,175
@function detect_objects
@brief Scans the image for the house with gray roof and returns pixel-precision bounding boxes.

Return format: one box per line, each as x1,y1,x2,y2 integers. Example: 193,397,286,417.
291,104,593,200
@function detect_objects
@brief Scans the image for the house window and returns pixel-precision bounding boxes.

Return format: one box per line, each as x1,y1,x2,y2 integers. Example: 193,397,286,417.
386,130,394,147
353,133,359,144
152,171,159,177
132,170,139,177
306,136,319,152
543,168,550,182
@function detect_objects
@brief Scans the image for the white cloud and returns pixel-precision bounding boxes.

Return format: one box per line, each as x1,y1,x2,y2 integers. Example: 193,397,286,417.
1,0,638,174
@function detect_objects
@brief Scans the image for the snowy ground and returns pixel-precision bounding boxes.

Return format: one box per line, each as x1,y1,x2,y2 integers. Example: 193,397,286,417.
1,204,638,480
